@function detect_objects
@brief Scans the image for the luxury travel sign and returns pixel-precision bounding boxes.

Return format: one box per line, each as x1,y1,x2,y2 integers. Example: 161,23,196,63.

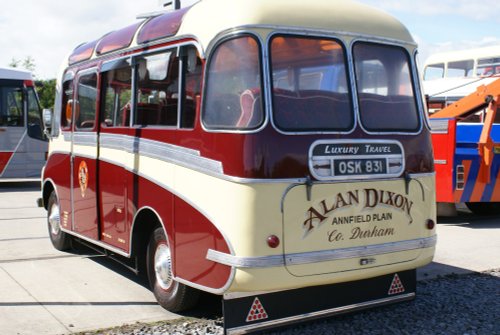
303,188,414,241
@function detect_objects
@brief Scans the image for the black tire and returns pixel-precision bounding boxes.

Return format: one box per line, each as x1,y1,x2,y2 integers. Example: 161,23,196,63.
465,202,500,216
147,227,199,312
47,191,72,251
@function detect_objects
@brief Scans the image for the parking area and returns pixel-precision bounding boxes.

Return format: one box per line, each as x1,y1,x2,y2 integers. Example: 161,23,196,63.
0,182,177,335
0,182,499,335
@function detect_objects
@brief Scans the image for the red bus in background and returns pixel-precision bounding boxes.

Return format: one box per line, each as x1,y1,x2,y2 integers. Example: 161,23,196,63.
0,67,46,180
40,0,436,333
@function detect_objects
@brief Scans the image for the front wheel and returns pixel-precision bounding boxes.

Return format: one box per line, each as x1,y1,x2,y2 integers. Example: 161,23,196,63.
47,191,72,251
465,202,500,216
147,227,199,312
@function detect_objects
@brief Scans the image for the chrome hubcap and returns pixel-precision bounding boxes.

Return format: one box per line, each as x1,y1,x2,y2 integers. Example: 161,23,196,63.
48,202,61,236
154,243,173,290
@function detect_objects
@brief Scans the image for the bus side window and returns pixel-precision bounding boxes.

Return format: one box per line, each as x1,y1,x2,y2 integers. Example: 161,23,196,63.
61,79,74,130
101,66,132,127
135,50,178,127
75,72,98,130
203,35,264,130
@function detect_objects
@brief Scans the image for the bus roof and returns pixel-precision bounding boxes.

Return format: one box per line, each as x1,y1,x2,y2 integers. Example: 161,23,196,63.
424,45,500,66
67,0,415,66
0,67,33,81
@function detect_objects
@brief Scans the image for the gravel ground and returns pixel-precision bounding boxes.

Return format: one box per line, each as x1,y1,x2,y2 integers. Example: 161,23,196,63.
76,269,499,335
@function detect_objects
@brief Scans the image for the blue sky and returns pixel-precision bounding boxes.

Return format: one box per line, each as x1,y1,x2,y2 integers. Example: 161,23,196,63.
1,0,498,79
357,0,500,62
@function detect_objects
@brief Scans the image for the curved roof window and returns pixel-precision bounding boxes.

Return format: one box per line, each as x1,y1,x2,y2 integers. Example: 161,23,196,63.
69,40,98,65
96,22,143,55
137,7,189,44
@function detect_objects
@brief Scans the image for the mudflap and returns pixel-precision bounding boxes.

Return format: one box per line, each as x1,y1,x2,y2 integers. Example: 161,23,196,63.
223,269,416,334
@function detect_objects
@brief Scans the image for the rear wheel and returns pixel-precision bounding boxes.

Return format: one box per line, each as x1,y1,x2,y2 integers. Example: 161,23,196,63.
147,227,199,312
465,202,500,216
47,191,72,251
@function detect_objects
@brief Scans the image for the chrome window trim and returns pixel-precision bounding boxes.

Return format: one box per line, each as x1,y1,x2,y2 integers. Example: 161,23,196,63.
350,38,424,136
227,24,417,48
200,30,270,134
266,31,357,136
206,235,437,268
413,49,432,132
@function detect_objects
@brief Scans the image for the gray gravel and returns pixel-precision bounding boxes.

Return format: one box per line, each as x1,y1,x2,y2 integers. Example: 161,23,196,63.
76,269,499,335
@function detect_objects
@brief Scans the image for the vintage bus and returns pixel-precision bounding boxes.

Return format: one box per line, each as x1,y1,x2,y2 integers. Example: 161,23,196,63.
423,46,500,215
423,45,500,112
40,0,436,333
0,67,46,180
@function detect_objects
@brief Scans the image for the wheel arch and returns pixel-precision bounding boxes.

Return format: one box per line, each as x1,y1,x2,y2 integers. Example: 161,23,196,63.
130,206,169,276
41,178,56,210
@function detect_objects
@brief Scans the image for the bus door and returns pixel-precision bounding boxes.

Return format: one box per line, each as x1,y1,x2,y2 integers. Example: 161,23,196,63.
0,80,26,176
71,70,99,240
98,59,134,250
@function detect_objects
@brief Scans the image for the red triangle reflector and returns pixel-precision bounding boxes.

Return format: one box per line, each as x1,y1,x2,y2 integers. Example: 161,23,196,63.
246,297,268,322
388,273,405,295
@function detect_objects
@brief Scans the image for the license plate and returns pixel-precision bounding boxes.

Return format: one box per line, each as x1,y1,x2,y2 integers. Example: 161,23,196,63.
334,158,387,176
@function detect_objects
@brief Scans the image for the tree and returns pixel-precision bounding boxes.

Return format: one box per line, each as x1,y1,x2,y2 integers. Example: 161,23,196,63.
8,56,37,77
9,58,20,68
35,79,56,109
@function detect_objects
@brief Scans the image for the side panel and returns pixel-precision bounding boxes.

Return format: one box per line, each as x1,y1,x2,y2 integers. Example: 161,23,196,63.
72,154,98,239
174,196,232,289
98,159,129,249
455,124,500,202
431,118,456,202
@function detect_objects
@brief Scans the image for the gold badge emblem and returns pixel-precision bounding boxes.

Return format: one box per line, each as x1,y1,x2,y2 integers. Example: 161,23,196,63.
78,160,89,197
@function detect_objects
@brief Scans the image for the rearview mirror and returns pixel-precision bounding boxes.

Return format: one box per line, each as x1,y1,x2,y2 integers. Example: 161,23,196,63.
43,108,53,136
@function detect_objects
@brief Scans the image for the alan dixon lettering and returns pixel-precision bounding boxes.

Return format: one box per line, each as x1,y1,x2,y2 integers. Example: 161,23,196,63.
302,188,413,239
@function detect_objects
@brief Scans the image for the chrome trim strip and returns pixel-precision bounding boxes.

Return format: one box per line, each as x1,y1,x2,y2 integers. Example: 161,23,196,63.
47,147,435,185
206,235,437,268
226,293,415,335
60,227,130,257
434,160,447,165
73,132,98,146
99,133,223,175
62,131,72,142
175,275,233,295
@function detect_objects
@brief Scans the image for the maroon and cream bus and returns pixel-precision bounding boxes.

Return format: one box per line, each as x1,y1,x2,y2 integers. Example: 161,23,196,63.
40,0,436,333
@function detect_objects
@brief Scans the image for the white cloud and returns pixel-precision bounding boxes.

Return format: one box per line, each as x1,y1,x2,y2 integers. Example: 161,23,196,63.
359,0,500,21
0,0,198,79
415,34,500,65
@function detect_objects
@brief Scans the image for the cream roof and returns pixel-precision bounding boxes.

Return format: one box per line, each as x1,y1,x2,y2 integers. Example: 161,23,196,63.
178,0,415,50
